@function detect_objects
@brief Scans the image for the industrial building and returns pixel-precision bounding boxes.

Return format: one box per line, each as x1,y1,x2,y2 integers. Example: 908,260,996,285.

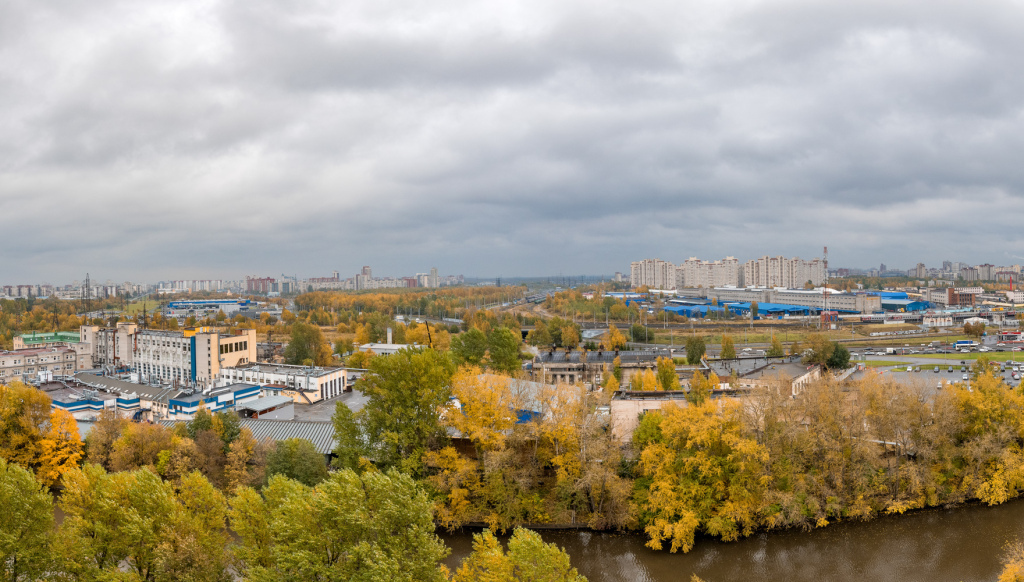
218,363,352,404
0,347,78,383
529,349,675,386
80,323,257,389
696,287,882,314
162,298,255,321
166,383,262,420
13,332,94,370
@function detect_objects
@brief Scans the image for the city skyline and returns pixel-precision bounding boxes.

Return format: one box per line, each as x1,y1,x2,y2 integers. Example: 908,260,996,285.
5,0,1024,281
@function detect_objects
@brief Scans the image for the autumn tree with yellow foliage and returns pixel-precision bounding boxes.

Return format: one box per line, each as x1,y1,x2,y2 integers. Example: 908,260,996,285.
37,409,83,488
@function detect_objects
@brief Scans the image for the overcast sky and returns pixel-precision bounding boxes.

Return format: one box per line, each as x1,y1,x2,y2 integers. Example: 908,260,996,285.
3,0,1024,284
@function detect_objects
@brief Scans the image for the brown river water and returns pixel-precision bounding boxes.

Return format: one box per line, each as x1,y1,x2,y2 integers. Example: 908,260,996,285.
439,499,1024,582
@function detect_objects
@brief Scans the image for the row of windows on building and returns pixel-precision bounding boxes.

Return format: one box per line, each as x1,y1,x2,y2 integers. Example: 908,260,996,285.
0,363,74,376
219,341,248,355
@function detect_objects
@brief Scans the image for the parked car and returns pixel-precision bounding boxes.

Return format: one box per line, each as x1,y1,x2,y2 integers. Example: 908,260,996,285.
948,366,954,372
962,374,970,381
933,367,940,373
906,366,913,372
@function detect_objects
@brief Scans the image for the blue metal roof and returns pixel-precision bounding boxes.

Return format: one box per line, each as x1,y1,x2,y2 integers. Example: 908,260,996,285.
718,302,812,315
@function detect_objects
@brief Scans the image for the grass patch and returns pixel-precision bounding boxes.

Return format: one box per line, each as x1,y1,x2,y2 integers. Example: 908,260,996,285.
124,301,161,314
914,352,1024,362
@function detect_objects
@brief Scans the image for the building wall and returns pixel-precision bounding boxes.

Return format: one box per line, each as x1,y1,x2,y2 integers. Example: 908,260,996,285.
0,347,77,382
218,363,348,403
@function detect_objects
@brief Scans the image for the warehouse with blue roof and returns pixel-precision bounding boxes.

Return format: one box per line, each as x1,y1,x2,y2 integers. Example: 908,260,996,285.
880,298,931,312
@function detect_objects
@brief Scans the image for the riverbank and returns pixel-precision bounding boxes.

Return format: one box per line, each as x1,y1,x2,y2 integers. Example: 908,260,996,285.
439,496,1024,581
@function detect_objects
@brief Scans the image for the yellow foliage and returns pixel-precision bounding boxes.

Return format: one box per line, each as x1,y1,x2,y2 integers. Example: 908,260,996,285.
447,367,520,452
423,446,480,531
638,400,768,552
631,369,661,391
37,409,83,487
605,325,627,351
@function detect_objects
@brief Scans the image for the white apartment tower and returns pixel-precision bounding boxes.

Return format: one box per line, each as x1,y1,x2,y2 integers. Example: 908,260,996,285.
630,259,676,289
743,256,826,288
676,257,740,288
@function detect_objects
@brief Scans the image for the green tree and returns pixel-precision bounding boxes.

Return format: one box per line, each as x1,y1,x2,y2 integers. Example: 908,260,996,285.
57,465,231,581
788,340,802,357
766,336,784,358
452,327,488,367
212,410,242,450
333,337,354,356
187,406,215,439
750,301,759,320
629,324,651,343
284,321,332,366
0,458,54,582
720,335,736,359
826,343,850,369
266,438,328,487
453,528,587,582
230,469,449,582
487,328,522,374
330,403,364,472
526,320,552,347
356,348,455,476
685,336,706,365
57,465,177,579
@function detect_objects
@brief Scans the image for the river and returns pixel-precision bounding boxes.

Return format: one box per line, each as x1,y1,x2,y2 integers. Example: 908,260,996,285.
439,498,1024,581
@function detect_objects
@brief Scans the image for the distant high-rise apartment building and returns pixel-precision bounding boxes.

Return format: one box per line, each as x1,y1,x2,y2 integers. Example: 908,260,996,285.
743,256,826,288
630,259,676,289
676,257,740,288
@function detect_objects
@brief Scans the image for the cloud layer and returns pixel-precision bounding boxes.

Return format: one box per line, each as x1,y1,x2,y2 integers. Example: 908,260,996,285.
3,0,1024,283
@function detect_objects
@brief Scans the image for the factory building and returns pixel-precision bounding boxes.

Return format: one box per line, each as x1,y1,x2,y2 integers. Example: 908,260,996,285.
80,323,256,389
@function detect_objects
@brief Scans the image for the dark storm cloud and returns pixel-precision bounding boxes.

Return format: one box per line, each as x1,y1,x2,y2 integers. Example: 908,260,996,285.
3,0,1024,284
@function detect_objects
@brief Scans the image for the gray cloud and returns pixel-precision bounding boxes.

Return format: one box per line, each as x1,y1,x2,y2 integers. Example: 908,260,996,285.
2,0,1024,284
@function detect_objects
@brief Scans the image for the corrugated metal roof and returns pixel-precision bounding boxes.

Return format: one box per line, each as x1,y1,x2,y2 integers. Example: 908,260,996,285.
237,395,294,412
158,419,336,454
